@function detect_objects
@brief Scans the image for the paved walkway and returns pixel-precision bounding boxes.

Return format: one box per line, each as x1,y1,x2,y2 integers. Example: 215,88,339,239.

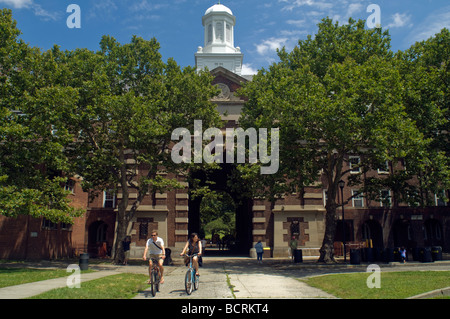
1,257,449,299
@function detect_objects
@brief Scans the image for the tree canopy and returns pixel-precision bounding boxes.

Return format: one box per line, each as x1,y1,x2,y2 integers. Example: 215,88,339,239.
239,18,449,262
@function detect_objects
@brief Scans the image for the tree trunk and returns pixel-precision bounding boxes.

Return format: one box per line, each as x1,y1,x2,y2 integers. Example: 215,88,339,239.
113,214,128,264
318,155,342,263
113,152,130,264
318,205,338,263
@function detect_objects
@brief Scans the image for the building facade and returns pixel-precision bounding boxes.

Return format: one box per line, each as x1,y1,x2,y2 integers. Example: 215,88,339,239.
1,3,449,260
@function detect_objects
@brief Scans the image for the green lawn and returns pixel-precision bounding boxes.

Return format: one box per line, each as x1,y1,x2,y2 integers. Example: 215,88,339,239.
0,268,87,288
301,271,450,299
28,273,148,299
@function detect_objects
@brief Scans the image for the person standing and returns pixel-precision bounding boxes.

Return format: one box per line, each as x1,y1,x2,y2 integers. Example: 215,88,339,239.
255,240,264,264
399,247,407,263
289,236,298,262
122,236,131,265
143,230,166,284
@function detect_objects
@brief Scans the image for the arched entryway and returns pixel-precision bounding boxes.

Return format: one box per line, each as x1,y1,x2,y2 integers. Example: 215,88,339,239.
88,220,110,257
361,220,383,249
188,164,253,255
393,219,413,248
424,219,443,247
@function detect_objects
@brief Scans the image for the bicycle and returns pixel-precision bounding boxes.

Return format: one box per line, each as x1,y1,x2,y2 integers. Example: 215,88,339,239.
148,257,161,297
184,254,199,295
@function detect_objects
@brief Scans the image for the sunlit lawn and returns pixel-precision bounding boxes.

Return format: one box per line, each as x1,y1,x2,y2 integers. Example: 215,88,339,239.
0,268,92,288
28,273,148,299
301,271,450,299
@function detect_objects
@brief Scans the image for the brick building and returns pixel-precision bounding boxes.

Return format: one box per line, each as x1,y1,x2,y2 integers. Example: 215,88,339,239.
1,3,448,260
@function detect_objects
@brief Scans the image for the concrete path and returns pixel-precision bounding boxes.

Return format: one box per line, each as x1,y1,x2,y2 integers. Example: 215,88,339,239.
1,257,450,299
134,259,233,299
135,257,335,299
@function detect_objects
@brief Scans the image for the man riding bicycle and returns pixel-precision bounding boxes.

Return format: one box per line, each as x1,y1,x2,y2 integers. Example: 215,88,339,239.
143,230,166,284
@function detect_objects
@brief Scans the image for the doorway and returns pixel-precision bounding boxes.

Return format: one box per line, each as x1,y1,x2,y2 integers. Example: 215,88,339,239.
188,164,253,255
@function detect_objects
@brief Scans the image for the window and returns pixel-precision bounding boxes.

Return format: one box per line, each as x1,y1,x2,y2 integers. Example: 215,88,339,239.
64,179,75,193
352,190,364,208
103,191,116,208
377,161,389,174
215,22,223,41
42,218,57,230
226,23,231,42
60,222,72,231
138,218,153,240
435,191,447,206
380,190,391,207
349,156,361,174
207,24,212,43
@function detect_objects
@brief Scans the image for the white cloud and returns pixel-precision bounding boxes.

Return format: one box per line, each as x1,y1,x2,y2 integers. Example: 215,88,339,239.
346,3,363,18
0,0,32,9
386,13,412,29
255,37,288,55
408,7,450,43
129,1,168,12
241,64,258,75
286,19,306,27
0,0,59,21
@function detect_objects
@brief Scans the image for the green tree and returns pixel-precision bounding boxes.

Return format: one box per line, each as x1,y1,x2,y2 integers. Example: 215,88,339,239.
200,191,236,239
239,18,425,263
0,9,82,223
58,35,222,263
392,28,450,207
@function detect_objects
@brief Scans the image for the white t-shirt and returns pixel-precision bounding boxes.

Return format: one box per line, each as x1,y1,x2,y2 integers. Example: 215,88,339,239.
146,237,164,255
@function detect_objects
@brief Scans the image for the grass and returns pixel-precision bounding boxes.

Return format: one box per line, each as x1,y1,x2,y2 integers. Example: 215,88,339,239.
301,271,450,299
0,268,94,288
28,273,149,299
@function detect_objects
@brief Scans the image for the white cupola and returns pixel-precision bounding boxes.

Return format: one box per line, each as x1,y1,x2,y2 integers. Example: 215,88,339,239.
195,2,244,75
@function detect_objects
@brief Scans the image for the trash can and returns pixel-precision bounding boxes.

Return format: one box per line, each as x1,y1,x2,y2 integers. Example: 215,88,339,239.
412,247,421,261
362,247,374,262
374,247,383,262
431,246,442,261
79,253,89,270
420,247,433,263
383,248,394,263
350,249,360,265
293,249,302,263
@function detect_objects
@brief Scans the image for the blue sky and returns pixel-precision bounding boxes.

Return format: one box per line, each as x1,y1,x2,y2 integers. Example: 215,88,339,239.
1,0,449,74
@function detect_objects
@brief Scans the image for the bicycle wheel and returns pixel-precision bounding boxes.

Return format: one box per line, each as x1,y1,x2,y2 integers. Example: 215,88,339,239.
194,273,199,291
150,269,158,297
185,269,193,295
154,269,160,292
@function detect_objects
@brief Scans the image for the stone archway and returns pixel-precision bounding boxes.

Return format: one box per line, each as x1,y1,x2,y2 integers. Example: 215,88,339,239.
188,163,253,255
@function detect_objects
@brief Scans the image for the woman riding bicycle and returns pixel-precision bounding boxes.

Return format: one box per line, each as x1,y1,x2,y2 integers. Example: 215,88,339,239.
180,232,202,276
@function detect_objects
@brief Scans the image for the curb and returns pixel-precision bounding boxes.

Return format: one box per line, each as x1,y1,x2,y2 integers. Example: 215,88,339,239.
407,286,450,299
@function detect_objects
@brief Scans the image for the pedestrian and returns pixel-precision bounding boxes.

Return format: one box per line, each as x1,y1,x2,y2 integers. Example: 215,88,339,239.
122,236,131,265
201,237,207,256
289,236,297,261
399,246,407,263
255,240,264,264
143,230,166,284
